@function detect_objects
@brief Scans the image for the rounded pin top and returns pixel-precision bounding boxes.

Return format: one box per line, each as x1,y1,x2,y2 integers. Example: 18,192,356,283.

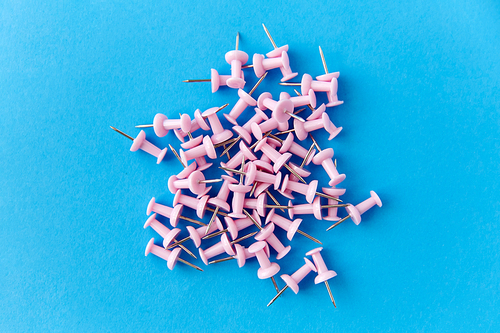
143,213,157,229
371,191,383,207
146,197,156,216
203,136,217,159
145,238,156,256
316,72,340,82
287,218,302,241
265,45,289,58
255,222,275,241
312,148,334,165
130,130,146,152
153,113,169,137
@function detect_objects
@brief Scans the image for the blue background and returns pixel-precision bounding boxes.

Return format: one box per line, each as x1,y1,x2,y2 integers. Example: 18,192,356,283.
1,0,499,332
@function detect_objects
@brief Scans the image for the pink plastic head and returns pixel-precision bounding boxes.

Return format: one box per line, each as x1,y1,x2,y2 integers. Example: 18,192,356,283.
156,148,168,164
293,119,307,141
224,216,238,240
233,126,252,144
176,161,197,179
252,160,274,174
316,72,340,82
146,197,156,216
307,103,326,121
272,99,294,124
255,222,275,241
279,133,294,154
345,204,362,225
162,228,181,249
312,148,334,165
239,141,258,161
167,175,179,194
186,226,202,248
306,180,318,203
221,233,236,256
254,182,271,197
196,195,209,219
143,213,158,229
207,197,230,212
233,244,247,268
273,153,292,173
145,238,156,256
211,68,220,93
257,92,272,111
300,73,313,94
130,130,146,152
252,53,266,78
312,197,322,220
180,135,203,150
153,113,169,137
287,218,302,241
244,162,257,186
166,248,181,270
169,204,183,227
256,192,267,216
225,50,249,64
202,136,217,159
305,89,317,108
265,45,289,58
194,109,210,131
179,114,192,133
187,170,206,195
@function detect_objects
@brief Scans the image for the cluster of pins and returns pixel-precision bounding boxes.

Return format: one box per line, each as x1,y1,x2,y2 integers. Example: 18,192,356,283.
111,24,382,308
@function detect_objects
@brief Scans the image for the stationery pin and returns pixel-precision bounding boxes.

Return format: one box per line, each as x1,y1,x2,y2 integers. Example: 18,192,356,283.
260,24,297,81
267,257,317,306
145,238,203,271
306,247,337,307
110,126,168,164
223,72,268,125
205,206,219,235
182,69,245,93
326,191,382,231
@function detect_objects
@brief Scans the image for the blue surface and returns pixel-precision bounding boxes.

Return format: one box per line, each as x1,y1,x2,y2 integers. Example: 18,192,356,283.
1,0,499,332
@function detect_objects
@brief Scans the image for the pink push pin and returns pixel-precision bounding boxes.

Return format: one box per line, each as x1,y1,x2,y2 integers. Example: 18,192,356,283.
168,170,210,195
324,76,343,107
289,88,316,109
202,105,234,144
182,68,245,93
223,73,267,125
257,92,295,124
173,109,211,143
243,192,267,217
250,117,281,140
294,112,342,141
244,162,282,190
281,74,342,107
307,247,337,307
326,191,382,231
261,24,298,81
252,50,289,78
179,135,217,165
228,182,253,218
254,222,292,259
231,243,269,267
208,242,270,267
312,147,346,186
173,190,209,219
143,214,197,259
266,209,321,244
199,233,236,265
288,197,322,220
280,174,318,203
267,258,318,306
167,216,224,250
279,133,316,166
322,187,347,221
153,113,192,137
110,127,168,164
145,238,202,271
207,175,238,212
179,135,218,172
146,198,184,227
220,141,257,173
254,137,292,173
248,240,281,280
224,32,248,89
223,212,262,240
278,162,311,199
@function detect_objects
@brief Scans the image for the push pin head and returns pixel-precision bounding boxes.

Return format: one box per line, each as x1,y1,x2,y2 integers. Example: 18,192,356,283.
145,238,181,270
248,241,281,279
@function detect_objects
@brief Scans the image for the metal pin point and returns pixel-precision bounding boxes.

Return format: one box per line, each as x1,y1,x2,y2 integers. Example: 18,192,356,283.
168,144,186,168
243,209,262,230
265,190,285,213
204,206,219,235
135,124,154,128
110,126,134,141
177,258,204,272
262,23,278,49
267,285,288,306
319,46,329,75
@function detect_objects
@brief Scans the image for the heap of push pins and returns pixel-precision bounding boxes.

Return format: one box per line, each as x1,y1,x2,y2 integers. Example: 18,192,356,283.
111,24,382,308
